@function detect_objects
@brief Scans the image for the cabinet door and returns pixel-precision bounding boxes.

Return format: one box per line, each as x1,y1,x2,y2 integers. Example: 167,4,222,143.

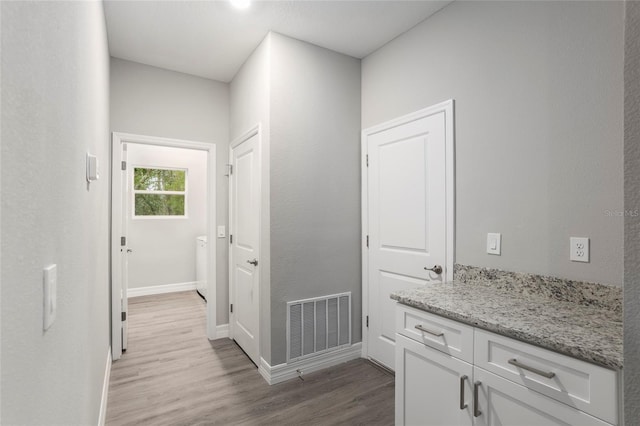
396,334,474,426
473,368,612,426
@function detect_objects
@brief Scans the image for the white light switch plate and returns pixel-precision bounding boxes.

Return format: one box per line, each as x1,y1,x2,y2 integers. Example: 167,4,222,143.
487,233,501,255
43,264,57,330
217,226,226,238
570,237,589,262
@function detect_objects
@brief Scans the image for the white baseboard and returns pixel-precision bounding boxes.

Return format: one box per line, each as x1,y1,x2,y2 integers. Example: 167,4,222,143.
127,281,197,298
98,347,112,426
258,342,363,385
216,323,229,339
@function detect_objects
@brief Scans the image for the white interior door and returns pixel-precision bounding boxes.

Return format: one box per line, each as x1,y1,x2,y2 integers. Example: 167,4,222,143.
365,103,453,370
230,132,260,366
121,144,130,351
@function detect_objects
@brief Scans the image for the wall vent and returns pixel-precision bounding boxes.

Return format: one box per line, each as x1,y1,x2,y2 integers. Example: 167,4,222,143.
286,292,351,362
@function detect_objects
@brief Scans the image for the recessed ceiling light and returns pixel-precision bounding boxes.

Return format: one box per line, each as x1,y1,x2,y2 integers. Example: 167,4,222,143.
230,0,251,10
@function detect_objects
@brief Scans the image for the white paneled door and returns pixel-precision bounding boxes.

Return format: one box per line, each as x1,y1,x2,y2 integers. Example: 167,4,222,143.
230,131,261,366
364,102,454,370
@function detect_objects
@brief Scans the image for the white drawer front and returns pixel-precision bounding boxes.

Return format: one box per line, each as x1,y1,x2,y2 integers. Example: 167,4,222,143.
397,304,474,363
474,329,618,425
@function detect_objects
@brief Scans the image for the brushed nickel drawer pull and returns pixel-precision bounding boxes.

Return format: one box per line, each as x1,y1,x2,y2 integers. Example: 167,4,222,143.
473,381,482,417
459,375,468,410
414,324,444,337
508,358,556,379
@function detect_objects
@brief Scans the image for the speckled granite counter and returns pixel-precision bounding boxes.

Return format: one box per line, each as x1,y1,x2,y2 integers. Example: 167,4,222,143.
390,265,623,370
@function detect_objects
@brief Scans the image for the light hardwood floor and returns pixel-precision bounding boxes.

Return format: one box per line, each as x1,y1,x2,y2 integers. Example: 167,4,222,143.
106,291,394,426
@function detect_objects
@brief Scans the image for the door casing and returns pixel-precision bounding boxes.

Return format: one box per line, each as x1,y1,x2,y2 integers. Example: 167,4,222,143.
228,124,262,365
111,132,217,361
360,100,456,361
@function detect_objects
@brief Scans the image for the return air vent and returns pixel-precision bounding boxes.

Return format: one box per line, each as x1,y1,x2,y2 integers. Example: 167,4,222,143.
287,292,351,362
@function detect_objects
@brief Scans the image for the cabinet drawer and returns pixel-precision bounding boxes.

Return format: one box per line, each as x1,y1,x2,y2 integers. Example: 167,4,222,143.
474,329,618,425
396,304,474,363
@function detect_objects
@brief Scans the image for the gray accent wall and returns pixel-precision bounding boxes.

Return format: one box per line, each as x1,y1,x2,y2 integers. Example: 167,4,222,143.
1,1,110,424
269,33,361,365
110,58,230,324
362,1,624,286
229,33,361,366
624,0,640,421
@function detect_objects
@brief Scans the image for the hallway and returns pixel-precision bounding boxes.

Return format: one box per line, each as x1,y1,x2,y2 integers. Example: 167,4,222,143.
106,292,395,425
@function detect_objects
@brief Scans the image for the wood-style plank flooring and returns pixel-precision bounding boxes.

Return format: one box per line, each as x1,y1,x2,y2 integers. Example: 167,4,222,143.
106,291,394,426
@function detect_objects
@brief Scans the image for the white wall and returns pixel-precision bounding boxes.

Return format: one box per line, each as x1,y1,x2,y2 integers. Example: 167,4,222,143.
269,33,361,365
110,58,230,323
1,1,111,424
624,0,640,421
127,144,208,290
229,35,273,363
362,0,624,286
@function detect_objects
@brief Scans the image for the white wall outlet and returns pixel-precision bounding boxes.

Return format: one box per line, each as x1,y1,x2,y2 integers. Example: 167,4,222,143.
487,233,501,255
43,264,57,330
570,237,590,262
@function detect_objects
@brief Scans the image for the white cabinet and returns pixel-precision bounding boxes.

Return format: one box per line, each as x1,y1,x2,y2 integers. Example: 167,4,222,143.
395,304,620,426
396,334,474,426
473,368,610,426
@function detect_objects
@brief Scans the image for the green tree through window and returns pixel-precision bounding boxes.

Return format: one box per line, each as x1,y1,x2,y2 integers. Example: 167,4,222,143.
133,167,187,216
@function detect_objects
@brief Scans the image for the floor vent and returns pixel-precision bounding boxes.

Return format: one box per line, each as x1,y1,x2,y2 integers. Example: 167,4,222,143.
287,292,351,362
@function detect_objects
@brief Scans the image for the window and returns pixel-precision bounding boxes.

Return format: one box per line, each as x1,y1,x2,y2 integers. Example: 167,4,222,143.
133,167,187,217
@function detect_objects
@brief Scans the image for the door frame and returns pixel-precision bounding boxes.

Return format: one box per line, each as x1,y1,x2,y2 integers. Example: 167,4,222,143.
360,100,456,360
228,124,262,362
111,132,217,361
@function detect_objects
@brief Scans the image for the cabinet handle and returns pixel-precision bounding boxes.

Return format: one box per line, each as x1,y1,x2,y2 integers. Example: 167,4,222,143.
473,381,482,417
459,375,468,410
414,324,444,337
508,358,556,379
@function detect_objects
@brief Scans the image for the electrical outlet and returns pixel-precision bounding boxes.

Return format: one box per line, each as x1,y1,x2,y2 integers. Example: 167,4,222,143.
570,237,590,262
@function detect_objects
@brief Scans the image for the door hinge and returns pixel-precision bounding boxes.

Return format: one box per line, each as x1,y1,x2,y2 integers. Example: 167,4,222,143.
121,161,127,171
366,155,369,167
227,164,233,175
121,311,127,321
366,315,369,328
229,234,233,244
230,304,233,313
366,235,369,248
121,236,126,246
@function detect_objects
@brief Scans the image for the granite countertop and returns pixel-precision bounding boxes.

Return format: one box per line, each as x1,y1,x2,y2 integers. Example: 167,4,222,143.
390,268,623,370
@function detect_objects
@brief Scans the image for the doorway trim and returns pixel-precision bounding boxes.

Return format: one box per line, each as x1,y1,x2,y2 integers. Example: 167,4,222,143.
360,100,456,360
111,132,217,361
227,124,262,364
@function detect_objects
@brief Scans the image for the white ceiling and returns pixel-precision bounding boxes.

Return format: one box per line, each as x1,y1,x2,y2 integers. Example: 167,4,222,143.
104,0,452,83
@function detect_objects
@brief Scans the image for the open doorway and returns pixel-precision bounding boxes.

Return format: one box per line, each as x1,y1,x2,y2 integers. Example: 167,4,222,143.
111,132,217,361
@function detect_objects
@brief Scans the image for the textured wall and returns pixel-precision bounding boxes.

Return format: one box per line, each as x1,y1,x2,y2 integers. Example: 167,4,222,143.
624,0,640,421
362,1,624,286
127,144,208,290
269,33,361,365
110,58,230,323
1,2,110,423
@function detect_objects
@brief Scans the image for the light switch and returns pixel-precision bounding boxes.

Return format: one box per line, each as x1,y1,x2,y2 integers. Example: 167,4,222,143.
86,153,99,182
487,233,501,255
217,226,226,238
43,264,57,330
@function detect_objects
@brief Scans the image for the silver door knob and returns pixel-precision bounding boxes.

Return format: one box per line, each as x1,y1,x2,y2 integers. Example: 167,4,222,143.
247,259,258,266
424,265,443,274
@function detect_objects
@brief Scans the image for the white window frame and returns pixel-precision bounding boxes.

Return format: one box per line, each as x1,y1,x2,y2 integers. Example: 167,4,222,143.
132,165,189,219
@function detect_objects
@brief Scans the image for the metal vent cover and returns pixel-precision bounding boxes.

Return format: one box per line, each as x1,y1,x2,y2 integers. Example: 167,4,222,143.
287,292,351,362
